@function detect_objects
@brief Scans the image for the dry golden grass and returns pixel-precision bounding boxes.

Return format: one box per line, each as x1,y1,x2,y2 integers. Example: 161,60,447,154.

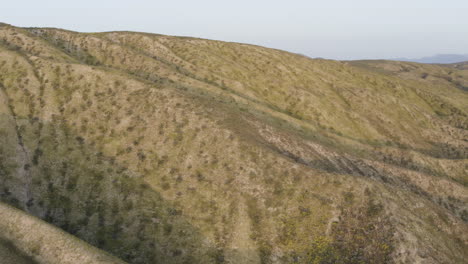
0,23,466,263
0,202,126,264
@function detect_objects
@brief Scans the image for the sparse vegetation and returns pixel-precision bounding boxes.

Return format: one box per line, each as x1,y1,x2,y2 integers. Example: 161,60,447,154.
0,24,466,264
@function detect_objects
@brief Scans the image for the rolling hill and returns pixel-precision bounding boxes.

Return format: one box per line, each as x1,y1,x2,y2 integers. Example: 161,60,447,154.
0,23,467,263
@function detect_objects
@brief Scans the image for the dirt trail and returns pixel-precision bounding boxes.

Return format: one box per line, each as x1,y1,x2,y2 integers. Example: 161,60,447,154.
224,196,261,264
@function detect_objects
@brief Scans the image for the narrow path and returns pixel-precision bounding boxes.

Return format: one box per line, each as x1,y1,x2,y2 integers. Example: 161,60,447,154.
224,196,261,264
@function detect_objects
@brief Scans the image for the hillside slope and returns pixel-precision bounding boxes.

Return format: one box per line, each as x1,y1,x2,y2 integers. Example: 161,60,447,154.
0,202,126,264
0,23,467,263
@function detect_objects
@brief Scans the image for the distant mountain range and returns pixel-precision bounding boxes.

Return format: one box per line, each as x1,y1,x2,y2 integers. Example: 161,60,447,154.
393,54,468,64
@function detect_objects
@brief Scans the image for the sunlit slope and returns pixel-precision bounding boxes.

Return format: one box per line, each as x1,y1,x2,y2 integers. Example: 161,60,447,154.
0,202,126,264
0,23,467,263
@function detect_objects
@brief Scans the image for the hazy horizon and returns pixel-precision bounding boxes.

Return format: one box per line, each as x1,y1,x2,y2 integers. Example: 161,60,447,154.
2,0,467,60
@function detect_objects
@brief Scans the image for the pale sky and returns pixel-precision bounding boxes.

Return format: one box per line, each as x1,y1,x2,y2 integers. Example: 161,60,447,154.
1,0,467,60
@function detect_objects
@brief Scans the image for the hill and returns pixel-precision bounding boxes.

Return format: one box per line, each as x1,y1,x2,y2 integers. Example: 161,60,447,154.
392,54,468,64
0,23,467,263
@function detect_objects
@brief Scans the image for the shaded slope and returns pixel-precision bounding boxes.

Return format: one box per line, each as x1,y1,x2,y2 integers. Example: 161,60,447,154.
0,239,38,264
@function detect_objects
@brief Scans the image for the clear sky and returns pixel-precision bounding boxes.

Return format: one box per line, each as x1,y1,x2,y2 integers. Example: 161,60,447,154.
1,0,467,60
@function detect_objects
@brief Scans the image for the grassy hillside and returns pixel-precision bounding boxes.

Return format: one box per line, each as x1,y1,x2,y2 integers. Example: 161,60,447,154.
0,23,467,263
0,202,126,264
